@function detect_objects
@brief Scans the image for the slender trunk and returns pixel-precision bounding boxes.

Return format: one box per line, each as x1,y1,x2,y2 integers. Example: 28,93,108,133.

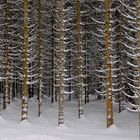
37,0,43,117
84,46,87,104
51,48,54,103
21,0,29,121
55,66,58,102
58,0,64,126
105,0,113,128
84,28,88,104
48,80,51,97
3,0,10,109
68,47,71,101
54,35,58,103
76,0,83,119
85,44,89,104
51,14,54,103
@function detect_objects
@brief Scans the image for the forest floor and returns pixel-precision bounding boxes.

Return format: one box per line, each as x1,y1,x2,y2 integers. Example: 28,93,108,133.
0,99,139,140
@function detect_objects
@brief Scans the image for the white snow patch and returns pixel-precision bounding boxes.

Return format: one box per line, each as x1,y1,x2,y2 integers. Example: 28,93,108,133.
0,101,139,140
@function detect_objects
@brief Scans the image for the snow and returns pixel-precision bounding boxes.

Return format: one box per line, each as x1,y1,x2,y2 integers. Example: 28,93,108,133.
0,100,139,140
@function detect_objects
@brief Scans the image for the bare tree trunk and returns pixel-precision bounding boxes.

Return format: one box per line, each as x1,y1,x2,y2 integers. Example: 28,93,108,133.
3,0,10,109
68,46,72,101
58,0,64,126
105,0,113,128
76,0,83,119
51,44,54,103
21,0,29,121
51,47,54,103
37,0,43,117
51,13,54,103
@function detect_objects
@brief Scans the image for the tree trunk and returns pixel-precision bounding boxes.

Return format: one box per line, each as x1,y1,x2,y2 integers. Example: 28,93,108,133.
105,0,113,128
51,13,54,103
3,0,10,109
51,47,54,103
76,0,83,119
21,0,29,121
58,0,64,126
37,0,43,117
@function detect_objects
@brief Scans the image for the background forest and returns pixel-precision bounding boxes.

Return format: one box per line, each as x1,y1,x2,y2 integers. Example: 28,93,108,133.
0,0,139,130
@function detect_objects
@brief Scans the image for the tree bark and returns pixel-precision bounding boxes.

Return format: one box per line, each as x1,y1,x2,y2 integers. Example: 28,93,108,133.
21,0,29,121
105,0,113,128
3,0,10,110
58,0,64,126
37,0,43,117
76,0,83,119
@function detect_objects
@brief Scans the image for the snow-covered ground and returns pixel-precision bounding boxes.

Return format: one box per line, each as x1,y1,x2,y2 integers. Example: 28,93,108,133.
0,100,139,140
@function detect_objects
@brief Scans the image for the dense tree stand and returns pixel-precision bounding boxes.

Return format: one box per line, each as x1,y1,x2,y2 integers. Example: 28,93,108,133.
0,0,139,129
